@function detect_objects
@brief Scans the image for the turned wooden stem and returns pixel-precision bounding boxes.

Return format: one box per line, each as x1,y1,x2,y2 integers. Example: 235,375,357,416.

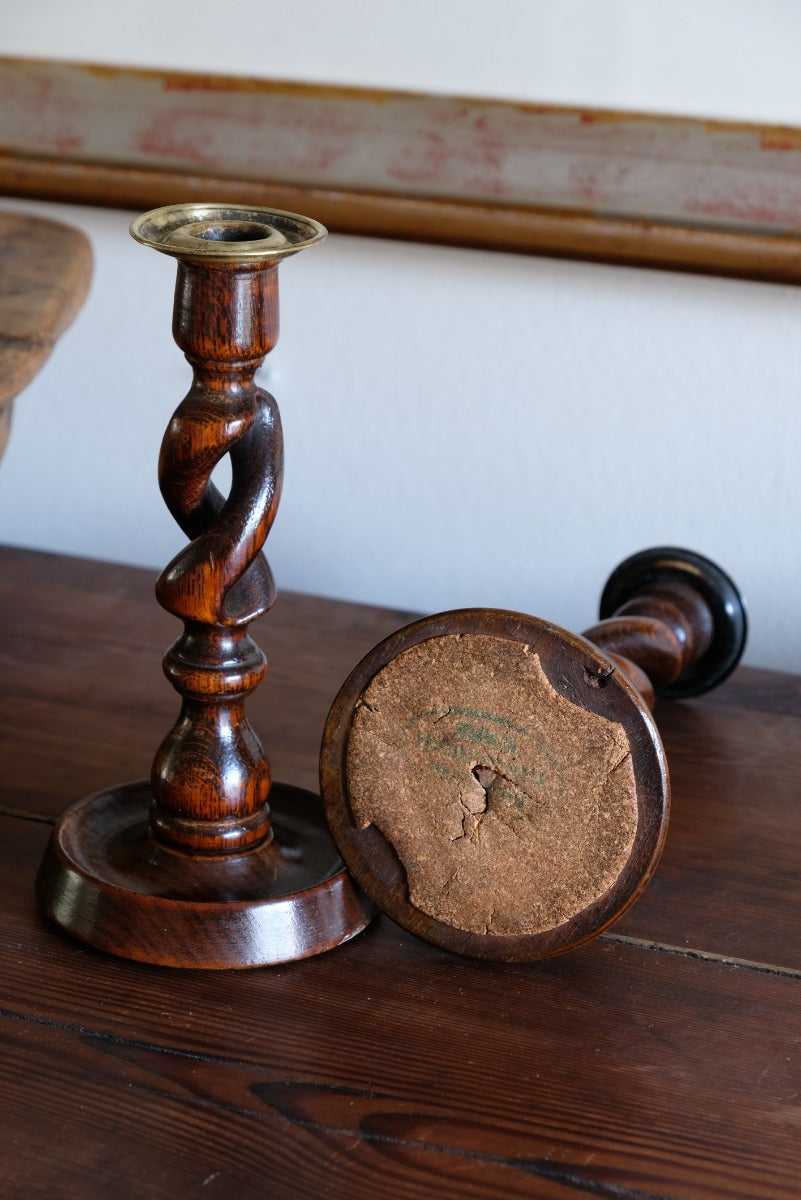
149,259,282,853
36,203,374,968
583,580,714,707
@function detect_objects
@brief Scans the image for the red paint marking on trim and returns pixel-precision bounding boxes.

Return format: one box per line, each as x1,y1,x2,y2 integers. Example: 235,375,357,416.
761,131,801,152
684,195,801,227
52,133,85,154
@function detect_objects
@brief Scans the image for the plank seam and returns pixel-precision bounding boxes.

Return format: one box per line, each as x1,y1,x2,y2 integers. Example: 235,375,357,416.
601,933,801,979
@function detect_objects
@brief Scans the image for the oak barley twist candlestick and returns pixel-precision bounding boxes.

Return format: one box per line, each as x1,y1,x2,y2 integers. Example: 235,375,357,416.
37,203,373,968
320,547,746,961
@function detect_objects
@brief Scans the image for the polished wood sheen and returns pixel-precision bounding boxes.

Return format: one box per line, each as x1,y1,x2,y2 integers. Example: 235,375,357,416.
2,546,801,1197
35,204,372,967
585,546,748,707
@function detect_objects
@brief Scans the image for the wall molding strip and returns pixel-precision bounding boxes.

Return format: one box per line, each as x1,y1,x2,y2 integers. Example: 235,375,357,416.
3,57,801,281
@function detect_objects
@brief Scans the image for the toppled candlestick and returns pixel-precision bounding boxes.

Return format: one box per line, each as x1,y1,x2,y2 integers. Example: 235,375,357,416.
319,547,746,961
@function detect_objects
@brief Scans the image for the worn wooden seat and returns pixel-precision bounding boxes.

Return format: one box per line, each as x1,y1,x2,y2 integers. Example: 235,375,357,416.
0,209,92,458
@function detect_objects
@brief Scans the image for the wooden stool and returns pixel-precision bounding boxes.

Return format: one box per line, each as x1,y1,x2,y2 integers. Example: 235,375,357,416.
36,203,373,968
0,210,91,460
320,547,746,960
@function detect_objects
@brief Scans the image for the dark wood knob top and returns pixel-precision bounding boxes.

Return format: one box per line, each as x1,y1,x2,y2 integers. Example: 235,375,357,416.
590,547,747,703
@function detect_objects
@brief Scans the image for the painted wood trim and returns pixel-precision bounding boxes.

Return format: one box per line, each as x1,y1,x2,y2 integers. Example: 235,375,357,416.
3,56,801,281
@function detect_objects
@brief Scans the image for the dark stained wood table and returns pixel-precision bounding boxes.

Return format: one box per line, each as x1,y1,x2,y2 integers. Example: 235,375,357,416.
1,545,799,1199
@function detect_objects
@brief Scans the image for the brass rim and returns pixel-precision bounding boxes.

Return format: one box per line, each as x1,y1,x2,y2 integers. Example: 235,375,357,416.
130,202,326,263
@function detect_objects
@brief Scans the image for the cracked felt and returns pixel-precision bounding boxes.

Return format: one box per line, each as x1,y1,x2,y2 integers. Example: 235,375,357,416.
345,633,638,936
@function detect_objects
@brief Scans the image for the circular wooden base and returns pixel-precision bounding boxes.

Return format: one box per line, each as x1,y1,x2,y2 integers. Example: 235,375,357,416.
321,609,670,962
37,781,374,968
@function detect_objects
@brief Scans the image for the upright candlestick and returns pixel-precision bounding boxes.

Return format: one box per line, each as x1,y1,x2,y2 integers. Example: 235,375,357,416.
37,203,373,967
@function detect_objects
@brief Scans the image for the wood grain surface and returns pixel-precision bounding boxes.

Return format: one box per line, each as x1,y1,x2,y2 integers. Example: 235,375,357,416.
0,209,91,458
1,546,800,1198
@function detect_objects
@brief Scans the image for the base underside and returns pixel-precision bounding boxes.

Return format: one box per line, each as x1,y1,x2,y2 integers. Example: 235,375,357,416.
37,780,374,968
321,610,670,961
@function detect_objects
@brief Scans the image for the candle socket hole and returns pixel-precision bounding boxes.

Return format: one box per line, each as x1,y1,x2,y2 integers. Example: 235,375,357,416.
192,221,272,243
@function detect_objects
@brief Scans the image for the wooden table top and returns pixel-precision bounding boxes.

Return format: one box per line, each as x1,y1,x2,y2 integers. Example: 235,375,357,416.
1,544,799,1199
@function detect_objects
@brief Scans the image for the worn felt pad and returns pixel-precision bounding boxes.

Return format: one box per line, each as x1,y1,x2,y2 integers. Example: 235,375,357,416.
345,633,637,936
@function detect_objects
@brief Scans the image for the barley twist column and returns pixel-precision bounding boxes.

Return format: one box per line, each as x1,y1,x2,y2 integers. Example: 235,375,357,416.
37,203,373,967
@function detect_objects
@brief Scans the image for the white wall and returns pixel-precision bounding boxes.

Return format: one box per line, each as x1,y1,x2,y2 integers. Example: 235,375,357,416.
7,1,801,124
3,4,801,672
